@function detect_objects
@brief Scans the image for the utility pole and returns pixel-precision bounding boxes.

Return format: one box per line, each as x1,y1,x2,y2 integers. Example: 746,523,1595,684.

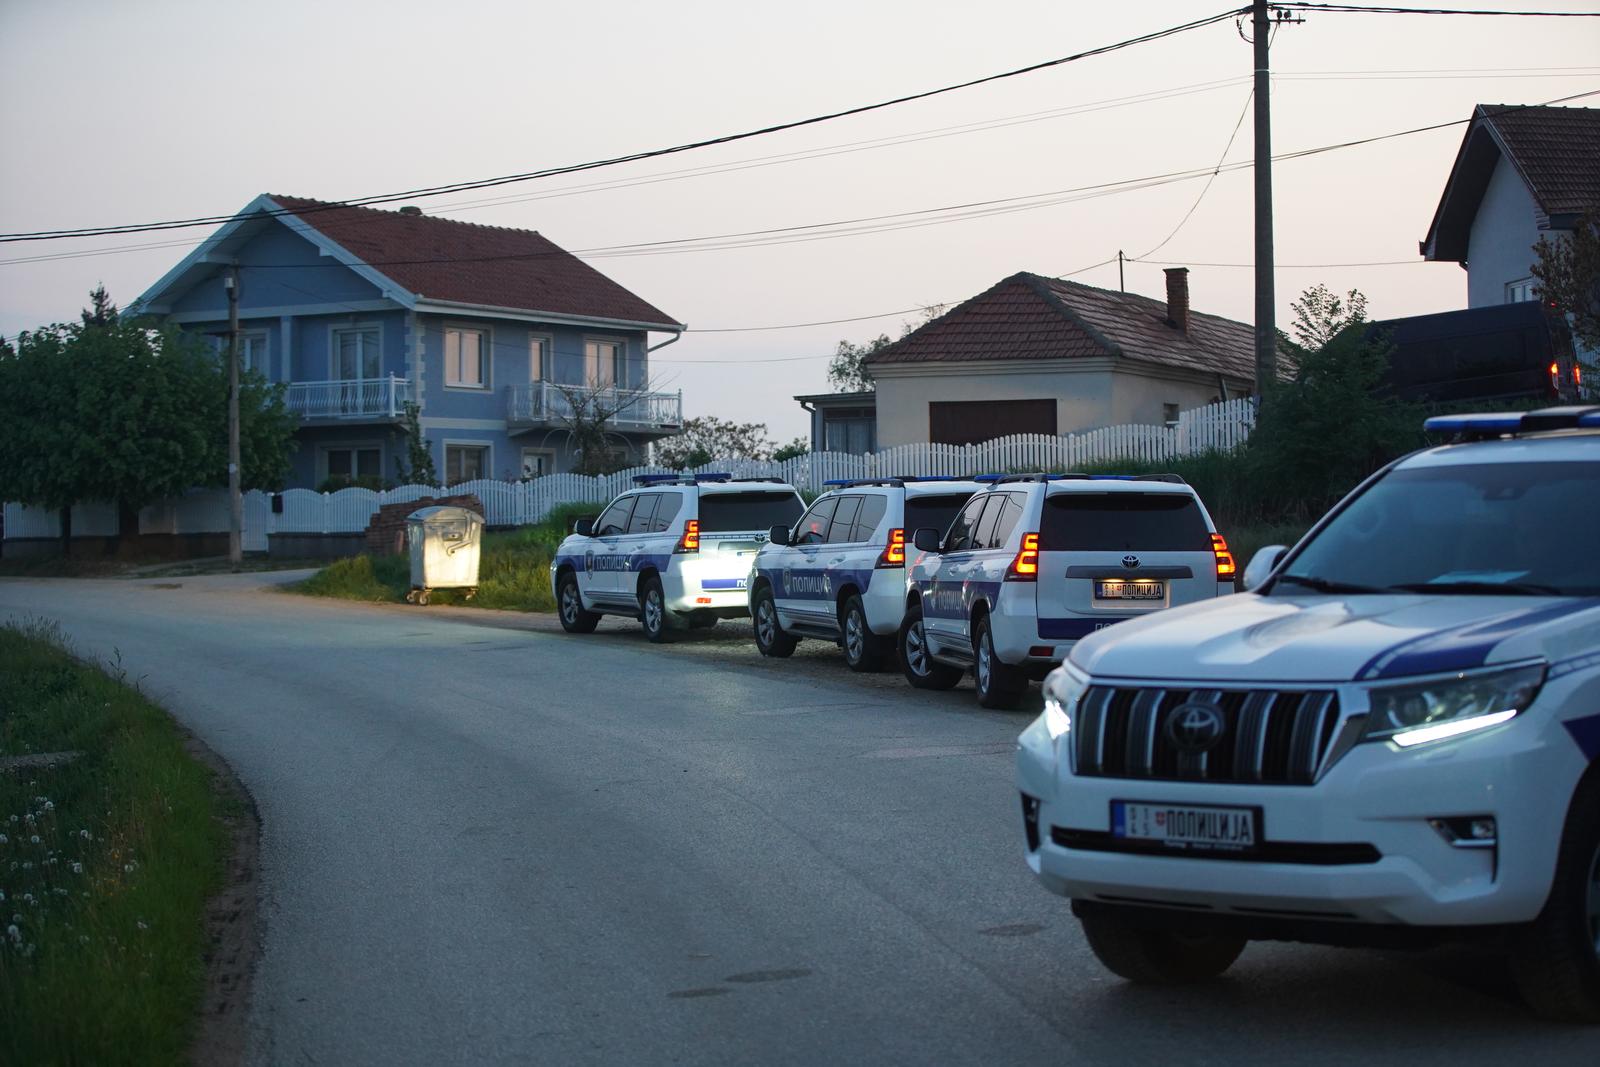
1117,250,1125,293
225,265,242,565
1252,0,1276,397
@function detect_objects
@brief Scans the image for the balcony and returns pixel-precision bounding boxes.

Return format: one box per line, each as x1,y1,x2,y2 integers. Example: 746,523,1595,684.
506,381,683,434
284,376,414,422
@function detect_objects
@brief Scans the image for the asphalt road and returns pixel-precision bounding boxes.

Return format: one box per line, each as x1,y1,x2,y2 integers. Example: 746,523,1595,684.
1,574,1595,1065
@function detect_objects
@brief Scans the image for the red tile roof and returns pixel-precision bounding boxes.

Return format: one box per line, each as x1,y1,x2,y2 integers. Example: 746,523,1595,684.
267,195,681,328
864,272,1256,382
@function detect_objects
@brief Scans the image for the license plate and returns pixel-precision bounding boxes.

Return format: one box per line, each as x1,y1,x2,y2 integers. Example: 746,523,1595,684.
1112,801,1260,854
1095,579,1164,601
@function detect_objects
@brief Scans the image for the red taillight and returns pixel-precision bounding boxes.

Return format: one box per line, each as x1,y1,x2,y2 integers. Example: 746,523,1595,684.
877,527,906,569
1211,533,1236,580
1550,361,1560,378
1576,366,1583,386
1006,532,1040,582
675,519,700,554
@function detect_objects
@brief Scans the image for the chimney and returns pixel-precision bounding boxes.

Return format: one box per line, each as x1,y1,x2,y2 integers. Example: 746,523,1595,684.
398,205,423,216
1164,267,1190,334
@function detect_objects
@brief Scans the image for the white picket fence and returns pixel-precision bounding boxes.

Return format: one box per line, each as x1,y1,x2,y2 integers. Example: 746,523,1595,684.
4,398,1254,552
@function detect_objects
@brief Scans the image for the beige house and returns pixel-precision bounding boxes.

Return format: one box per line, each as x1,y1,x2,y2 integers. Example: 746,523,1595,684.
864,269,1254,447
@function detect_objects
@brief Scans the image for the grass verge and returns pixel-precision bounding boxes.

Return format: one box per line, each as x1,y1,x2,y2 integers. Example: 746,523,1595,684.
0,620,229,1065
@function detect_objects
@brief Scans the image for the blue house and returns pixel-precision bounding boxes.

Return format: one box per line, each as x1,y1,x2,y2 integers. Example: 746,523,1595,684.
130,194,686,488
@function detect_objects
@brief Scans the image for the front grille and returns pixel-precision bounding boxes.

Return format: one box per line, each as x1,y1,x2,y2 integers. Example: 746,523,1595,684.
1073,686,1342,785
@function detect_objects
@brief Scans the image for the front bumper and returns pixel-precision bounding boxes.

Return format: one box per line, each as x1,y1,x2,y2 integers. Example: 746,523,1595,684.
1016,707,1580,927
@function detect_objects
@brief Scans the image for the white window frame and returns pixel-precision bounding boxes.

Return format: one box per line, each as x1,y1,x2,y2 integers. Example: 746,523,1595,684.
443,440,493,485
329,324,383,382
530,333,552,382
209,330,271,378
520,447,557,480
1506,278,1537,304
318,441,385,484
444,325,491,390
584,336,625,389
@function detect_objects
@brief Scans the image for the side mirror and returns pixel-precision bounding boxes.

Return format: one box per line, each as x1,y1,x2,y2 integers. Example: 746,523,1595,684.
767,524,791,547
912,527,942,554
1242,545,1287,591
573,517,595,536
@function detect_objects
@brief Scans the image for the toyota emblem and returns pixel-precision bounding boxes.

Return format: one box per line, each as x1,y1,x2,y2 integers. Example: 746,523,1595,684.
1121,554,1140,570
1165,702,1225,752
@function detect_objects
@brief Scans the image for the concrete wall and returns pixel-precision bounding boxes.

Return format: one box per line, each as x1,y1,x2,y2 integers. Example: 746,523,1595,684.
1467,155,1548,309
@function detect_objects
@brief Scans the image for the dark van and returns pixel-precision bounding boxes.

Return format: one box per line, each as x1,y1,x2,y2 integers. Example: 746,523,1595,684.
1371,301,1580,404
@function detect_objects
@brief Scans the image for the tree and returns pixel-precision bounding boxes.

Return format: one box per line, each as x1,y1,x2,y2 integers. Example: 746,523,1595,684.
393,401,437,485
0,292,297,553
654,416,775,469
771,437,809,462
80,284,118,327
825,304,945,393
1531,210,1600,354
549,378,657,475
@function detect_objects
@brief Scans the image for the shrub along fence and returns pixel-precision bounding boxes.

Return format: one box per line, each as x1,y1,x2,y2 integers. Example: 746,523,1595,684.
3,398,1255,554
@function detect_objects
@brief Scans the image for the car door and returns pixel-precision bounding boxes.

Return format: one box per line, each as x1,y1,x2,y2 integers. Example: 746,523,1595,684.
817,495,863,631
587,495,636,600
778,496,837,622
926,494,991,641
617,493,661,594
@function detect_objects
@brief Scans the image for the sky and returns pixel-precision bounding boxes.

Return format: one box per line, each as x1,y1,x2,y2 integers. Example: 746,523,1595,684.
2,0,1598,440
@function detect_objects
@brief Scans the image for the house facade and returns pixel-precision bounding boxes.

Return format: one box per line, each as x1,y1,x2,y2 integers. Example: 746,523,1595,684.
862,269,1253,448
130,195,685,489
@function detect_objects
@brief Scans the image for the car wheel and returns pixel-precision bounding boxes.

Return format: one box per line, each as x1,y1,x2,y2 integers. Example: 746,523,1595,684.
752,585,798,658
898,602,961,690
974,616,1028,710
1080,910,1246,985
841,594,886,673
557,572,600,634
1510,770,1600,1022
639,576,678,644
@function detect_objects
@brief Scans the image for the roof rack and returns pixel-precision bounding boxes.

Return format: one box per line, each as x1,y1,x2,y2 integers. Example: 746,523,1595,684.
985,472,1189,485
632,473,691,486
823,478,903,488
1424,406,1600,440
729,476,787,484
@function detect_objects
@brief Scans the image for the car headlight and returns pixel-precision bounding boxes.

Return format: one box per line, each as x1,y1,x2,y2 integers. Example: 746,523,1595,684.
1041,662,1090,740
1362,663,1545,748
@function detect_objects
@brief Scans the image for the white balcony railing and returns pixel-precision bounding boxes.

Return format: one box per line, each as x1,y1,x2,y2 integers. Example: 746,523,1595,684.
506,381,683,431
284,376,414,420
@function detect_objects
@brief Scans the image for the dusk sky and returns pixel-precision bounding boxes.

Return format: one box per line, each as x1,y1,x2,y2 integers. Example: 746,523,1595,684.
3,0,1597,439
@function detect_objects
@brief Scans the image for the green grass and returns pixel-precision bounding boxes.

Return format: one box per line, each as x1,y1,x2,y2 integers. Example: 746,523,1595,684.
0,620,229,1066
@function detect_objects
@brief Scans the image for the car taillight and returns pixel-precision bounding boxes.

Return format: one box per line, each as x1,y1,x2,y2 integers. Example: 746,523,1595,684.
877,527,905,569
1006,532,1040,581
1550,361,1559,379
675,519,700,554
1211,532,1236,580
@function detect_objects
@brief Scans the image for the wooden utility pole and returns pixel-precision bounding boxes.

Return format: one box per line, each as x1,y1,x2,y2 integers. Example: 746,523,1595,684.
1252,0,1276,396
226,265,242,564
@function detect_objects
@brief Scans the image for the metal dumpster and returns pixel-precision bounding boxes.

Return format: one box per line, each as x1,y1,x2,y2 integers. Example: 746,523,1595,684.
404,506,483,605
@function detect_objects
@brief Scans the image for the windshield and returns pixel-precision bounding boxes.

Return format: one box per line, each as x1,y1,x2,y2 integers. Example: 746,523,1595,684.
1275,460,1600,597
697,491,804,533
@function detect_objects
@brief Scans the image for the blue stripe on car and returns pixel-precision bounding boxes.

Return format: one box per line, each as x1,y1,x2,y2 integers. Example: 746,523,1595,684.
1357,600,1600,680
1037,617,1132,640
700,578,746,590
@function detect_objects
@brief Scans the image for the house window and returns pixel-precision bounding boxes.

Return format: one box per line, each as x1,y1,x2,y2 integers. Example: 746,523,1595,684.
333,327,381,381
1162,403,1180,427
585,340,622,388
1506,278,1536,304
324,446,381,482
446,328,488,388
530,336,550,381
445,444,489,484
520,448,555,479
823,411,875,454
209,331,271,377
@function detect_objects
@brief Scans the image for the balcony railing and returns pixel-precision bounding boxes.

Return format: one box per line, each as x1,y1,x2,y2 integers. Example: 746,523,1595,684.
284,376,414,420
506,381,683,431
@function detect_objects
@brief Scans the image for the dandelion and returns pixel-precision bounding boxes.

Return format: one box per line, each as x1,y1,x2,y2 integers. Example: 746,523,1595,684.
70,862,82,875
0,833,8,844
11,913,20,923
29,836,40,846
21,862,32,871
124,864,135,874
79,830,91,840
7,815,15,823
136,920,148,930
21,894,33,905
79,935,90,944
6,924,18,941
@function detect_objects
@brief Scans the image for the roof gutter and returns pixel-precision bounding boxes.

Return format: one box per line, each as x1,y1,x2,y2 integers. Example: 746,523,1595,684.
647,330,683,355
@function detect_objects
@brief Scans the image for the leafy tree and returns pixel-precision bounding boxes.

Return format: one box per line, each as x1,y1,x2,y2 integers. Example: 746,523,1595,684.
825,304,946,393
0,292,296,552
654,416,775,469
550,378,655,475
80,284,118,327
1531,209,1600,354
771,437,809,462
1283,284,1367,351
393,401,437,485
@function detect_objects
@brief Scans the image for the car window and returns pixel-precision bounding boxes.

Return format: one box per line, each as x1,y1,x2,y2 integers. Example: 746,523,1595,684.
794,497,837,546
972,494,1004,549
625,494,659,534
988,494,1026,549
945,495,990,552
650,493,682,532
698,491,806,533
827,496,863,543
905,492,976,540
594,496,635,537
853,495,888,542
1040,492,1209,551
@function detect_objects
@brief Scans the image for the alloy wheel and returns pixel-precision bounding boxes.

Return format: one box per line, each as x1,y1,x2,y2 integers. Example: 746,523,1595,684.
906,621,929,676
845,610,865,661
757,599,776,646
976,633,992,692
561,584,578,623
645,591,663,632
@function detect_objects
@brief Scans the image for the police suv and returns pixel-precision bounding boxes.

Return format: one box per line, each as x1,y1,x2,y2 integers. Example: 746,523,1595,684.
1017,406,1600,1022
551,475,804,643
748,477,988,670
901,473,1236,709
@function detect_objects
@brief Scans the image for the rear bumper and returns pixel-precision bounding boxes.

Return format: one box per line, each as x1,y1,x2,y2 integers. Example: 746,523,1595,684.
663,557,751,613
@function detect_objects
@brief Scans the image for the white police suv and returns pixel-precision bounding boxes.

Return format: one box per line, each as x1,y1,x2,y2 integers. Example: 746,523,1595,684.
1016,406,1600,1021
748,477,988,670
901,474,1236,709
551,475,804,643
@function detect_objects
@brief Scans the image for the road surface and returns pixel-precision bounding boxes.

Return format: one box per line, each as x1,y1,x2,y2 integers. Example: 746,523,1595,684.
1,573,1592,1065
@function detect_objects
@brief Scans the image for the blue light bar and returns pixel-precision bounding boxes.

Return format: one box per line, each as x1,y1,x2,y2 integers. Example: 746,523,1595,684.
633,473,683,485
1423,413,1526,434
973,473,1006,483
1582,412,1600,428
822,479,851,486
1085,474,1135,480
694,472,733,481
893,474,962,482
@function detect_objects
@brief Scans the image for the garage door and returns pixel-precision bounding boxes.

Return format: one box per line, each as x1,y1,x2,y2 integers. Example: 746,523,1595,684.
928,399,1057,445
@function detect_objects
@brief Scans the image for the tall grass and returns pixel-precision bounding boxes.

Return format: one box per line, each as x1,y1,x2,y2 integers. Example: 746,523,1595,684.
0,621,228,1064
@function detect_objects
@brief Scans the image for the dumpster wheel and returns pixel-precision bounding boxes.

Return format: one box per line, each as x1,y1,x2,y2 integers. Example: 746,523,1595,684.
464,588,478,601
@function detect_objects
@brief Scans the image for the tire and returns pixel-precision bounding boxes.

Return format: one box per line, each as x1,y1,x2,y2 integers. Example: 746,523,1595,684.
752,585,798,658
557,572,600,634
416,590,430,607
639,575,678,644
841,594,887,673
898,602,962,690
1080,910,1246,985
1510,771,1600,1023
974,615,1029,710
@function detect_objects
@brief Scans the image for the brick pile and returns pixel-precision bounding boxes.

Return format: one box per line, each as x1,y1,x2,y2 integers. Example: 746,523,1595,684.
364,495,484,555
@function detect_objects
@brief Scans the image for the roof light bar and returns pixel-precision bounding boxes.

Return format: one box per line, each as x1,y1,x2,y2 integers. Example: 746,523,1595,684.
633,473,685,486
1424,407,1600,438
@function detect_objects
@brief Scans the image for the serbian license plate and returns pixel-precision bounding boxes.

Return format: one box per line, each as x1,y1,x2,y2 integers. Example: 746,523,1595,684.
1095,579,1164,601
1112,801,1260,854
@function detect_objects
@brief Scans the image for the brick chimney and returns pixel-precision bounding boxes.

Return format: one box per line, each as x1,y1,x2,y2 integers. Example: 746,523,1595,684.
1164,267,1190,334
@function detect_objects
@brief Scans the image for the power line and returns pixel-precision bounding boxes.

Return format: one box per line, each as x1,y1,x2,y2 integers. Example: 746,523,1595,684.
1136,86,1256,261
1276,4,1600,14
0,7,1250,244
